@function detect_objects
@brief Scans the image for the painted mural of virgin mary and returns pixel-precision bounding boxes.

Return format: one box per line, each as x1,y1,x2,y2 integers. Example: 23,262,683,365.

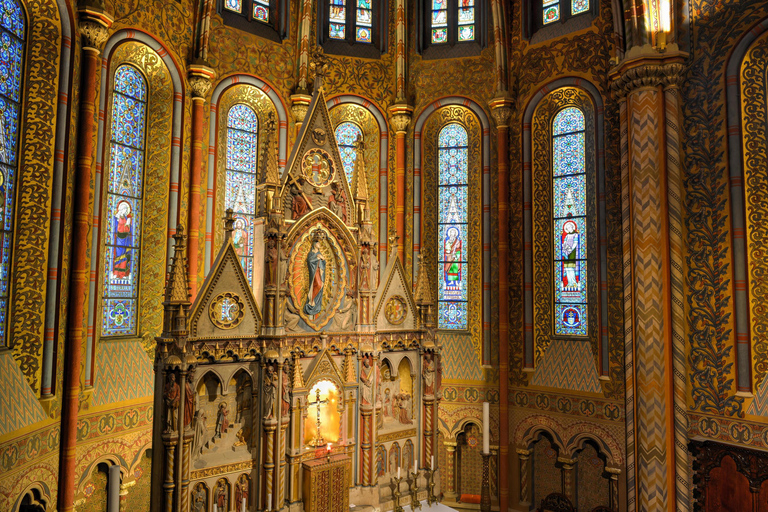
304,238,326,316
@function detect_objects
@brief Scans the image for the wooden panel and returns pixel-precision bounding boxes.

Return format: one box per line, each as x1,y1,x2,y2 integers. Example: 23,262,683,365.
302,454,350,512
706,456,751,512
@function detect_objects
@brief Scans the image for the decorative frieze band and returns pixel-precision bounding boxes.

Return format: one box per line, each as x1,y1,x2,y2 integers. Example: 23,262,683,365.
611,62,686,98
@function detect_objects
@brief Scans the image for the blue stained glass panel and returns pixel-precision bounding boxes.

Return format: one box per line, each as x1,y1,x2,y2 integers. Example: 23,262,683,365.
1,164,15,231
330,23,346,39
330,0,346,22
254,4,269,22
0,0,24,39
103,298,137,336
432,0,446,8
438,148,468,185
112,94,147,148
438,302,468,330
358,0,372,7
554,304,587,336
0,97,20,166
0,31,22,102
227,129,258,173
553,107,585,135
114,66,147,102
228,104,258,130
553,133,585,176
225,171,257,215
232,214,255,284
108,145,144,197
553,174,586,218
555,263,587,303
335,122,362,185
572,0,589,14
225,0,241,11
438,187,468,224
432,10,447,25
439,124,468,147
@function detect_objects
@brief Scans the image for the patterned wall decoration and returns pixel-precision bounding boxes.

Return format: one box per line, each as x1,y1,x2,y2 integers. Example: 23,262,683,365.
9,0,64,394
575,443,610,510
91,340,155,406
421,106,483,380
328,103,380,244
530,338,601,393
212,84,278,256
531,87,599,366
95,41,173,364
0,351,46,437
532,435,561,505
683,0,768,418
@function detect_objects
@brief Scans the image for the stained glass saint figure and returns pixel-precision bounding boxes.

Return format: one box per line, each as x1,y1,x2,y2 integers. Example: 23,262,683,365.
112,200,133,279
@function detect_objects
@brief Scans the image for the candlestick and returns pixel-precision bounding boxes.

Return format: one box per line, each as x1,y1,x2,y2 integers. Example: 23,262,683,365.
431,455,434,469
482,402,489,454
391,475,405,512
398,466,401,479
480,453,491,512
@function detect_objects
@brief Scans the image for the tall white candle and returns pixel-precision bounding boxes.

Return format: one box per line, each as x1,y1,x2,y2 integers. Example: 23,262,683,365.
242,497,246,512
431,455,434,469
267,493,272,510
397,466,401,479
414,459,418,473
482,401,490,454
213,505,218,512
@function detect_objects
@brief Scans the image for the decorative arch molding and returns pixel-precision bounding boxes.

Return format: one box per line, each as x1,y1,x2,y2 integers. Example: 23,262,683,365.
77,454,129,491
87,34,177,389
521,78,608,377
12,481,53,512
725,16,768,397
412,96,491,365
327,94,389,270
205,74,289,273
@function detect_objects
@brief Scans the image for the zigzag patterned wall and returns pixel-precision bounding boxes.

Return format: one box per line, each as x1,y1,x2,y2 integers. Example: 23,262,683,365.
92,341,154,406
530,339,601,393
0,351,47,437
440,332,483,381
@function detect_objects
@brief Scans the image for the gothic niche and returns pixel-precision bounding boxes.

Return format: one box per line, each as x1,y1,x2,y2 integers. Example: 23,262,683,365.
303,379,342,447
380,357,415,433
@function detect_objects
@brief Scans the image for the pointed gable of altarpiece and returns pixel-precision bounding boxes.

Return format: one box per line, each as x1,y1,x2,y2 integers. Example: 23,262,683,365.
373,248,418,331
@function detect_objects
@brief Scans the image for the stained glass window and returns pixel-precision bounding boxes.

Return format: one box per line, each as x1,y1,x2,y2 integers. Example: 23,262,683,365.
223,0,270,24
0,0,24,345
329,0,374,43
552,107,588,336
102,65,147,337
437,123,469,330
225,104,259,286
335,122,363,185
538,0,588,27
429,0,475,44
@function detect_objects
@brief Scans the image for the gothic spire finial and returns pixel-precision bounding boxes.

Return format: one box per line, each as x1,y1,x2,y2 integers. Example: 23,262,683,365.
224,208,235,242
414,252,433,306
164,224,190,304
309,47,329,90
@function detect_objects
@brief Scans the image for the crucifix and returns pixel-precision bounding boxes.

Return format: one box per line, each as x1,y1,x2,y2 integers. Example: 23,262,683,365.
311,387,329,447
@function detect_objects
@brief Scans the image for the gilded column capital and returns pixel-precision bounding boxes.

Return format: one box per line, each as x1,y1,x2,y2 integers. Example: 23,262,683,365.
489,96,514,128
77,6,113,52
388,103,414,134
290,93,312,125
610,52,687,98
188,61,216,100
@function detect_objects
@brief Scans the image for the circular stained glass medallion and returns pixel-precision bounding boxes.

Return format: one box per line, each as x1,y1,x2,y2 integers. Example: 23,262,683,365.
301,148,335,188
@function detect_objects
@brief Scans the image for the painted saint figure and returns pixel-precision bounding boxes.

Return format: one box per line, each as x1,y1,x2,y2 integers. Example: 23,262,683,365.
360,356,373,406
112,200,133,279
184,373,195,430
423,354,436,396
443,226,462,289
215,402,229,439
263,366,277,419
232,217,249,269
215,481,228,512
304,238,326,316
164,373,180,433
561,220,580,290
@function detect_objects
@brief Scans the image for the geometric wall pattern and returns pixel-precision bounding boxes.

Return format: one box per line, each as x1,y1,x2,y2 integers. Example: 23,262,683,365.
92,341,154,406
0,352,46,437
748,379,768,417
530,338,601,393
439,332,483,381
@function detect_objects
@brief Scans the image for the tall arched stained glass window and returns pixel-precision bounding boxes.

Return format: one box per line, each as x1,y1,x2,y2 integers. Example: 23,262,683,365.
102,65,148,336
225,104,259,285
553,107,588,336
335,122,363,185
0,0,24,345
437,123,468,330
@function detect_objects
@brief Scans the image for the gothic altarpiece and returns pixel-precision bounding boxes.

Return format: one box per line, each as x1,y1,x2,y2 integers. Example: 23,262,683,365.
152,76,442,512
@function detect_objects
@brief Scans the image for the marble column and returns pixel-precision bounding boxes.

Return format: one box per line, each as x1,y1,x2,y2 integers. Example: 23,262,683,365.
59,7,112,512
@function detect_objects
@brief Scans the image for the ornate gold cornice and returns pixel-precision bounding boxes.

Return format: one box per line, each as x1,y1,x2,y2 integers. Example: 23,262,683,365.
489,96,514,128
388,103,414,134
77,6,114,52
610,52,688,98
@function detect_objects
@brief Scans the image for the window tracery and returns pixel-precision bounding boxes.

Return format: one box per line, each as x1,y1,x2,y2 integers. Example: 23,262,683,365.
320,0,386,57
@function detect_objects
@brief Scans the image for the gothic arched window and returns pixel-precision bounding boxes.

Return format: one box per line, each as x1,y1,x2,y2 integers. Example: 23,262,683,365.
437,123,468,330
552,107,588,336
529,0,592,37
225,104,259,285
101,65,148,337
420,0,485,58
0,0,24,345
320,0,387,58
219,0,287,41
335,121,363,185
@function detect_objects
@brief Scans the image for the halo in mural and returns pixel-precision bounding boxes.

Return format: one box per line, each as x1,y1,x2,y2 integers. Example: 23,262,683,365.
301,148,336,188
209,292,245,329
384,295,407,325
288,224,348,331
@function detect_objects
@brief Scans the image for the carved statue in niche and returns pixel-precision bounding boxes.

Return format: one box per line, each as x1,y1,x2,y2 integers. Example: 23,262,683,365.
327,182,346,221
371,244,379,289
383,388,392,417
184,372,195,430
360,356,374,406
235,474,250,509
215,402,230,439
192,483,207,512
164,373,180,433
330,289,356,331
304,235,327,317
265,237,278,286
290,182,311,220
192,410,208,457
264,365,277,419
281,369,292,418
360,245,371,290
423,354,436,396
215,479,228,512
394,392,413,424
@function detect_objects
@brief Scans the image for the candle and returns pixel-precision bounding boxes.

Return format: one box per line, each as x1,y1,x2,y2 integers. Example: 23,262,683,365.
483,401,490,454
431,455,434,469
213,505,218,512
397,466,401,479
414,459,418,473
267,493,272,510
242,498,246,512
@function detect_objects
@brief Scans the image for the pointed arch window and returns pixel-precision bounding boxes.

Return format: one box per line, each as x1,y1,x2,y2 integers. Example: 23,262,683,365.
437,123,468,330
0,0,24,345
553,107,588,336
320,0,387,58
225,104,259,286
420,0,485,58
529,0,593,38
101,65,148,337
335,121,363,185
219,0,288,41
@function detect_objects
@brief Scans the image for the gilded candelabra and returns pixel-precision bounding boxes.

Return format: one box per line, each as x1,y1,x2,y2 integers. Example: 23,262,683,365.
390,475,405,512
480,453,491,512
424,465,437,507
408,469,422,510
